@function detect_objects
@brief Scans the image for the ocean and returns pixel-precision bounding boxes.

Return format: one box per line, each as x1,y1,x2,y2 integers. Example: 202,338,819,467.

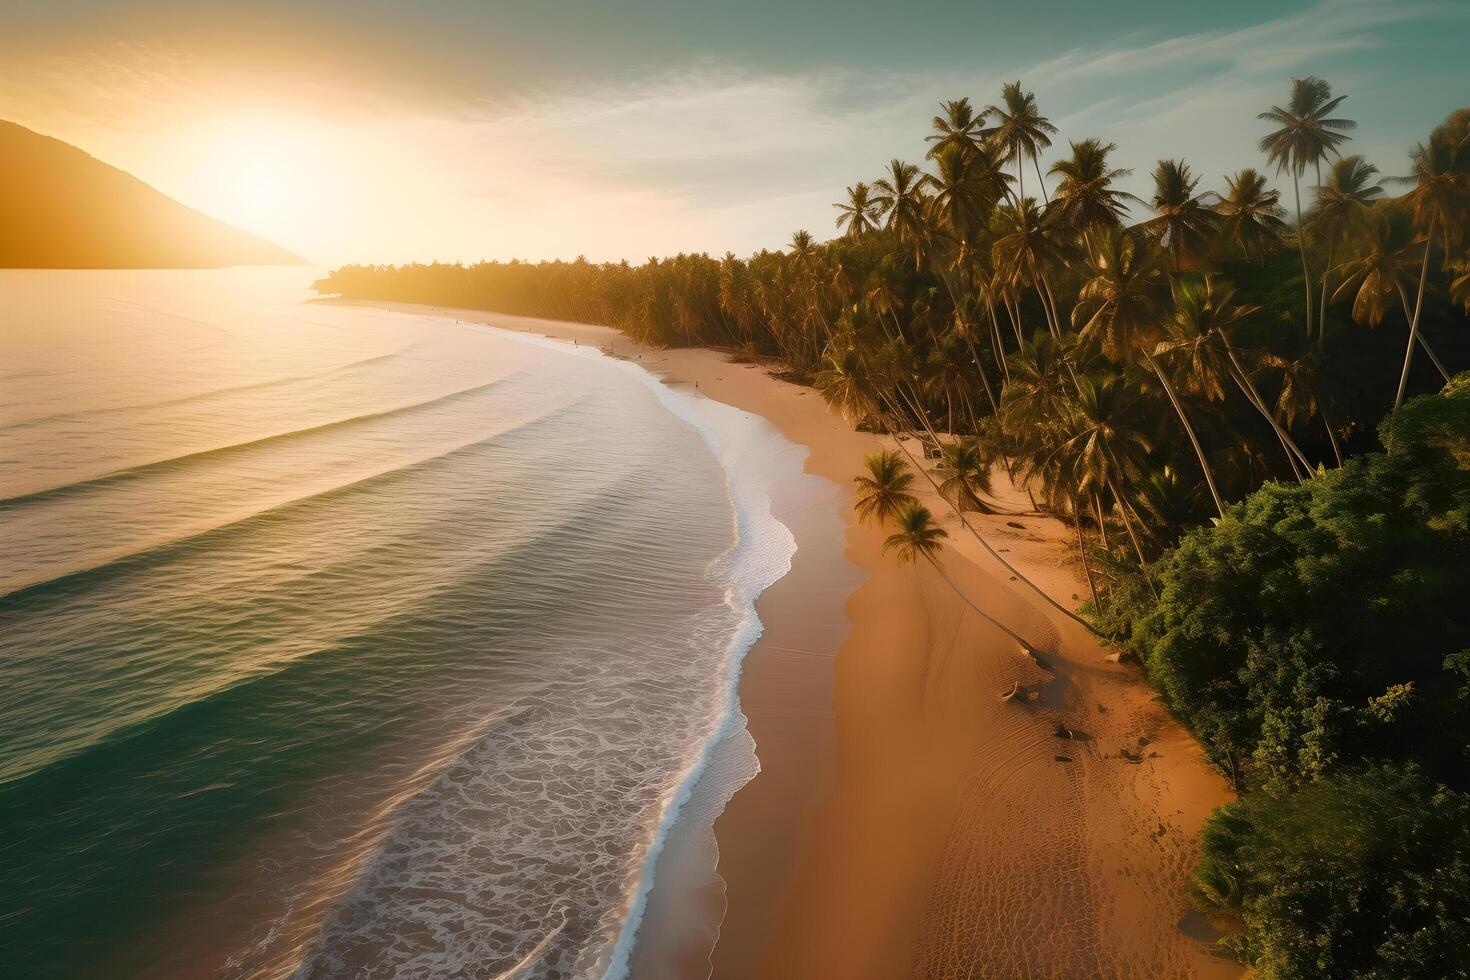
0,269,793,979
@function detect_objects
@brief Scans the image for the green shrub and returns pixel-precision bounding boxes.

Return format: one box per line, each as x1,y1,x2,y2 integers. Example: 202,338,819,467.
1192,765,1470,979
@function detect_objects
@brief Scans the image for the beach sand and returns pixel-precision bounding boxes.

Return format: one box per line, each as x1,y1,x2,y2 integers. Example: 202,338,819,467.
336,303,1242,979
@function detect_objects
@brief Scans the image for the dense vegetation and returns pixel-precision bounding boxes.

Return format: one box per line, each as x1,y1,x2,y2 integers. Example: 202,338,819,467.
319,79,1470,976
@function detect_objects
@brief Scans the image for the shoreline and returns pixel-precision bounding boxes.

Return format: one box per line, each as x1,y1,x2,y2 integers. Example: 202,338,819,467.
327,299,1243,978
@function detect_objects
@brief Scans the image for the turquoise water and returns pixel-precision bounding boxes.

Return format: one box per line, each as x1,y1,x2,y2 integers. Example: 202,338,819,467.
0,270,786,978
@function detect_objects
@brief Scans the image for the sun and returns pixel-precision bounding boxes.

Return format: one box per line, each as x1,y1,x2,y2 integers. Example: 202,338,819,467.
196,118,315,234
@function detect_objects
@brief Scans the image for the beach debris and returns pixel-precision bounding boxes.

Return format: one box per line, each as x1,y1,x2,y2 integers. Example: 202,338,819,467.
1055,754,1074,763
1006,521,1025,529
1119,746,1144,763
1054,723,1074,739
999,681,1020,702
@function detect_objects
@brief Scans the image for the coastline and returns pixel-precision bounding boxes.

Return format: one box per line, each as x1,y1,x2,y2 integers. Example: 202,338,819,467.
328,300,1243,978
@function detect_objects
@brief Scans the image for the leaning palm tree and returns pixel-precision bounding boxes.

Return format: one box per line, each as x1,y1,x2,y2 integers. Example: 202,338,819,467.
882,502,1038,657
833,182,881,239
883,503,950,564
871,159,930,268
1215,168,1288,264
1309,154,1383,343
926,97,987,159
1258,76,1356,335
1047,138,1138,235
854,450,918,526
1072,226,1227,518
984,81,1058,204
1139,159,1219,273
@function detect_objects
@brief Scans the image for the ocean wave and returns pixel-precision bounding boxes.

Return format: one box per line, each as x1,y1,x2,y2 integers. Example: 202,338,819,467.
0,396,577,601
0,344,421,434
0,371,526,506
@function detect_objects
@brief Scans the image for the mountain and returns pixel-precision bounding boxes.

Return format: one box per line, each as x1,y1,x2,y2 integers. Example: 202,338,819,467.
0,120,304,268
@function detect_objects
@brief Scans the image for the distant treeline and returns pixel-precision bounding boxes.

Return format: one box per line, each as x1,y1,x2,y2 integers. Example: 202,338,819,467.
318,81,1470,977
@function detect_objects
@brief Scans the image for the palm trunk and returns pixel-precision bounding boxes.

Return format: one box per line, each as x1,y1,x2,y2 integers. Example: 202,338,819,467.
923,553,1036,656
1390,216,1436,446
984,296,1010,383
1292,170,1314,337
1074,508,1101,612
1091,491,1110,549
1317,238,1335,349
1041,277,1066,338
1034,283,1060,338
1033,156,1050,205
1005,296,1025,346
1143,349,1227,518
1396,282,1452,383
1321,406,1344,467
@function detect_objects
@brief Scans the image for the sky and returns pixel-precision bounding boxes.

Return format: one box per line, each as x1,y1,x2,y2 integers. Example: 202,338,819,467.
2,0,1466,266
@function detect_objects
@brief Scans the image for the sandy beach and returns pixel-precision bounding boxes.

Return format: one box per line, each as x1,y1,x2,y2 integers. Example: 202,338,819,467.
340,302,1242,979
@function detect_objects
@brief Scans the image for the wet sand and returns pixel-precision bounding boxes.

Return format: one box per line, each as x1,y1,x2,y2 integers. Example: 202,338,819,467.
334,302,1242,979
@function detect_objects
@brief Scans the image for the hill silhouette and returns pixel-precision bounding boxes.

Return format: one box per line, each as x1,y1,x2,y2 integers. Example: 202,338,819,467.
0,120,304,268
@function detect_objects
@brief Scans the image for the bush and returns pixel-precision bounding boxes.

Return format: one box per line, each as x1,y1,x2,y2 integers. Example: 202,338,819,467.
1192,765,1470,979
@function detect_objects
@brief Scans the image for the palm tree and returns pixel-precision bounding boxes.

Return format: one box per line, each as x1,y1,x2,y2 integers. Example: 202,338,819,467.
834,182,881,239
1214,168,1288,264
935,438,995,512
1047,138,1138,234
854,450,918,525
789,229,817,262
926,97,987,159
928,143,1011,245
882,502,1038,656
992,197,1067,337
1072,227,1227,518
883,503,950,564
1051,373,1155,571
1258,76,1356,336
871,159,930,267
984,81,1057,204
1391,115,1470,423
1140,159,1219,273
1309,154,1383,344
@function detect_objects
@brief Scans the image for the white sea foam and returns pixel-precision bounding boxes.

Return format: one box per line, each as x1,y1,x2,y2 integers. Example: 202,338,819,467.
467,323,801,980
